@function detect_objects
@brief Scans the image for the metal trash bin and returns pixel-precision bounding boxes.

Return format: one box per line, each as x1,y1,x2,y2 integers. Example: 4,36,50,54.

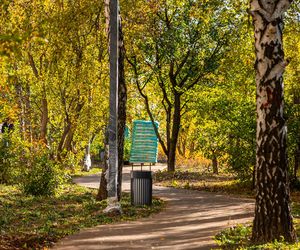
131,171,152,206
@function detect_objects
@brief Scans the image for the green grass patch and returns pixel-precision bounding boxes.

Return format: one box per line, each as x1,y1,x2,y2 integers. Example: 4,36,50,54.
0,184,164,249
215,204,300,250
215,220,300,249
69,167,102,178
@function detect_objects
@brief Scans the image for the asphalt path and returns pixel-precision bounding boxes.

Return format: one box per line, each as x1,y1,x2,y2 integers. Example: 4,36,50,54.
54,165,254,250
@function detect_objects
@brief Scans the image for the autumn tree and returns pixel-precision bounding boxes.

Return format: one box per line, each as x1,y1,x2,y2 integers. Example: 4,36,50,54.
249,0,297,243
126,0,239,171
0,0,109,179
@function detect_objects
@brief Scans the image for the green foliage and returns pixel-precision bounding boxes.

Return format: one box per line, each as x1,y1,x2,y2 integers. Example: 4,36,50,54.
215,222,300,249
21,154,64,196
0,0,108,175
124,138,131,162
290,178,300,191
0,133,16,184
0,130,24,184
124,0,245,171
0,184,164,249
0,129,65,196
60,150,83,172
215,224,251,248
0,0,299,186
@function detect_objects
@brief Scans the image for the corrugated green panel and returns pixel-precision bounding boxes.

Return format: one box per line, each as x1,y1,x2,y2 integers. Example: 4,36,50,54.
129,120,159,163
125,126,130,139
131,141,158,145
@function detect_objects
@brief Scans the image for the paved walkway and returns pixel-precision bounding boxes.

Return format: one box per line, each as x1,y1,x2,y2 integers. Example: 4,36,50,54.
54,165,254,250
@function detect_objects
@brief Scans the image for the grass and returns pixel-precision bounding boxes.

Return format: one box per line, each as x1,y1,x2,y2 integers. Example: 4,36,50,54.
0,184,164,249
214,219,300,249
154,170,254,198
68,166,102,178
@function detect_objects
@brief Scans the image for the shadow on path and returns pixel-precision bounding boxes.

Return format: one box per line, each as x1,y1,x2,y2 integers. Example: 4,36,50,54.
54,166,254,250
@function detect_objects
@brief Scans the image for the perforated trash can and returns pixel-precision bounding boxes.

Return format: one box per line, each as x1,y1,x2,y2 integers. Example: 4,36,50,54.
131,171,152,206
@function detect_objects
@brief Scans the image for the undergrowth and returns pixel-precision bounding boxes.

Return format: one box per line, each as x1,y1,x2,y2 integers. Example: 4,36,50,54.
215,220,300,250
0,184,164,249
154,170,254,198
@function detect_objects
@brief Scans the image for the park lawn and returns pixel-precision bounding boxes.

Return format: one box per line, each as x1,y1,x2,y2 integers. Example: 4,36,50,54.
214,219,300,249
154,170,300,202
69,166,102,178
0,184,164,249
153,170,255,198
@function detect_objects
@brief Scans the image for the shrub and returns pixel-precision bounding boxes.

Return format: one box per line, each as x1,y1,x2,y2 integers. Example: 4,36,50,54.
0,131,22,184
215,224,251,248
21,153,64,196
0,133,14,183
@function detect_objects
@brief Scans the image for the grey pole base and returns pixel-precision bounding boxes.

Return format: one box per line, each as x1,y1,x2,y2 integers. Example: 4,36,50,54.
131,171,152,206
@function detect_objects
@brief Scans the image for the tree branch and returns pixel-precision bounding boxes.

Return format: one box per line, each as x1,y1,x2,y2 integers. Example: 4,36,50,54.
184,38,224,91
28,53,39,79
174,50,191,78
128,57,169,156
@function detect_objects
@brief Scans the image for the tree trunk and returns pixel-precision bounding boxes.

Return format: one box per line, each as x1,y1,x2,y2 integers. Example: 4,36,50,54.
294,143,300,180
57,122,71,159
212,155,218,175
167,150,176,172
177,135,186,158
28,52,48,144
167,94,181,172
24,83,33,143
40,96,48,144
14,82,27,140
97,130,109,200
83,140,91,172
64,127,75,152
117,12,127,201
57,100,84,160
252,163,256,190
250,0,297,243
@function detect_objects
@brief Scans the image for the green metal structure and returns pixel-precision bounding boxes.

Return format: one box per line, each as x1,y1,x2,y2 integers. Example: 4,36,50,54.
129,120,159,164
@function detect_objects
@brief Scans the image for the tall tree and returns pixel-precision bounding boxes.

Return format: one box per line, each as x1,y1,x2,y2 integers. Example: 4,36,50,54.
126,0,237,171
1,0,108,169
249,0,297,243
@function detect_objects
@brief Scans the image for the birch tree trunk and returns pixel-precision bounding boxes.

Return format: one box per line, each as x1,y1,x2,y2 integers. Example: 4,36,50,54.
83,140,91,171
103,0,121,215
249,0,297,243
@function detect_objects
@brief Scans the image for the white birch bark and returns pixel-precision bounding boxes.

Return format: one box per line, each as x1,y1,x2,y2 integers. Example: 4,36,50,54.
250,0,296,243
83,140,91,171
